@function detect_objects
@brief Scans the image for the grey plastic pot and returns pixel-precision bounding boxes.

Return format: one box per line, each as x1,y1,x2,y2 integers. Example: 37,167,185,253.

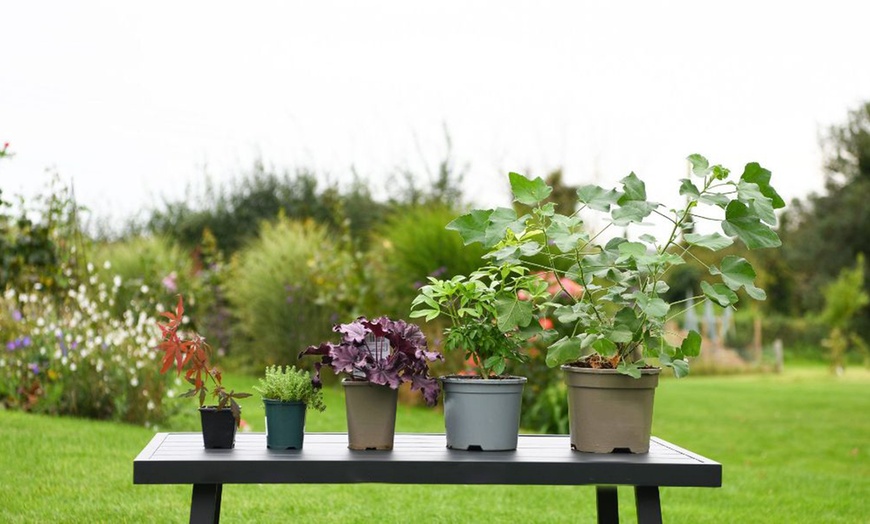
341,379,398,450
263,399,306,450
562,366,660,453
441,376,526,451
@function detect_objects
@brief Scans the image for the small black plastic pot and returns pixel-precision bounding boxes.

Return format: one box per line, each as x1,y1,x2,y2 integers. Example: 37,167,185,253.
199,407,238,449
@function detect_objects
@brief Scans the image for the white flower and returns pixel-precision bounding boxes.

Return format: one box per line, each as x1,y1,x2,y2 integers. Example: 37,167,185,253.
34,282,43,290
87,262,94,273
103,260,111,270
140,285,149,294
130,377,139,387
69,363,77,371
36,317,45,327
113,276,122,288
146,400,155,411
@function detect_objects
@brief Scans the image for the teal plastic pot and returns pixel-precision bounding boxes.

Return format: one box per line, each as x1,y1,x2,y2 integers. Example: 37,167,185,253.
263,399,307,450
441,376,526,451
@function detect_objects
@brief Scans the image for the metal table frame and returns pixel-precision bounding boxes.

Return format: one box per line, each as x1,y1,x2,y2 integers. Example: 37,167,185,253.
134,433,721,524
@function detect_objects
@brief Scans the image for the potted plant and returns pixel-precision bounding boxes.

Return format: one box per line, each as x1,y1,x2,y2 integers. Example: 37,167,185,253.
254,365,325,450
157,295,251,449
410,263,551,450
300,316,441,450
445,154,784,453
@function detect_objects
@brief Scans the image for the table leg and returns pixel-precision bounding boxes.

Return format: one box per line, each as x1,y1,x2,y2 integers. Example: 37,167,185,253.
596,486,619,524
634,486,662,524
190,483,223,524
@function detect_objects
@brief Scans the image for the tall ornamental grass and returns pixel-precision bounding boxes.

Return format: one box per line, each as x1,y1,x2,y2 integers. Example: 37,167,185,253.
226,218,338,367
376,204,486,317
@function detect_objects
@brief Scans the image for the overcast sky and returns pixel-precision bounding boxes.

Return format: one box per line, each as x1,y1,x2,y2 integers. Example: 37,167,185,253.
2,1,869,231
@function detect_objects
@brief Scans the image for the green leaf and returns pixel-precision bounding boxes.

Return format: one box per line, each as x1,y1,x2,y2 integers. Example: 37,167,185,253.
701,281,739,307
591,337,617,355
519,241,543,257
699,192,731,208
547,214,586,252
684,232,734,251
741,162,785,209
679,178,701,198
617,360,641,379
576,184,621,212
618,172,647,202
611,201,658,226
680,330,702,357
446,210,492,246
546,336,583,367
737,181,777,225
617,241,647,261
614,307,642,334
509,172,552,205
635,293,670,318
671,358,690,378
711,256,756,290
722,200,782,249
687,154,710,177
489,244,520,262
607,328,634,344
494,295,533,332
484,207,522,247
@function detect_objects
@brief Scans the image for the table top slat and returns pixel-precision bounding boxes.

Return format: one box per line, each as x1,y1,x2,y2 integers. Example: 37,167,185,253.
134,433,721,488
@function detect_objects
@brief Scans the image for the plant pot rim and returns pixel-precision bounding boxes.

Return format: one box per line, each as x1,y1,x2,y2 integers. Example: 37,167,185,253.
262,398,306,405
560,365,661,376
440,375,527,384
198,406,240,412
341,378,397,388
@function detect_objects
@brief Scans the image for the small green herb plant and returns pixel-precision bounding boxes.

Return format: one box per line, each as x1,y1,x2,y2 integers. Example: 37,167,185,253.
254,365,326,412
444,154,784,378
411,262,551,378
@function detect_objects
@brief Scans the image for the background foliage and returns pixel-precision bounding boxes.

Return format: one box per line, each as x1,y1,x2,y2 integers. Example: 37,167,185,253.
5,101,870,428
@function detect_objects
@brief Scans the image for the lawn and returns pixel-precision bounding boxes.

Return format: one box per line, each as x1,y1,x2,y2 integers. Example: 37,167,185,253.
1,365,867,523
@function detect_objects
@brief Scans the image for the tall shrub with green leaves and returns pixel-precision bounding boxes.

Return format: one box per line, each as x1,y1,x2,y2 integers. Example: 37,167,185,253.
821,254,870,371
226,217,338,367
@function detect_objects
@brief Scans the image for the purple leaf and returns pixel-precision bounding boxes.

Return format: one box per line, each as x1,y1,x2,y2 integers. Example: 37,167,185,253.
368,366,401,389
329,344,361,374
409,375,441,407
336,317,370,343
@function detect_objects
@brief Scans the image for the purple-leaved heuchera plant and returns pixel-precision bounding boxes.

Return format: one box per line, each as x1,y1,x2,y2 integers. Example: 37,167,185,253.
300,316,442,406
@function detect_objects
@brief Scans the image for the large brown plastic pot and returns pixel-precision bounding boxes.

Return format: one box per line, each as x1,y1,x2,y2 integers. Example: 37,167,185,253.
342,379,398,450
562,366,660,453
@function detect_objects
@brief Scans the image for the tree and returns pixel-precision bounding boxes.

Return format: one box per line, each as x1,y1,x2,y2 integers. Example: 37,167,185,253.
780,101,870,319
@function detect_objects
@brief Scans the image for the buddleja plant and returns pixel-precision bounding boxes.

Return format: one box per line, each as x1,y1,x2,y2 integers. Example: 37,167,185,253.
447,154,784,378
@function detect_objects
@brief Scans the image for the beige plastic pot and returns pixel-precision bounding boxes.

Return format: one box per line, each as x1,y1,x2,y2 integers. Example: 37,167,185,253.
342,379,398,450
562,366,660,453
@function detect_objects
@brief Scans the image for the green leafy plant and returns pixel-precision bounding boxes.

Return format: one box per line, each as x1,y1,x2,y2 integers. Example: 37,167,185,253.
253,365,325,411
410,263,551,378
156,295,250,424
446,154,784,378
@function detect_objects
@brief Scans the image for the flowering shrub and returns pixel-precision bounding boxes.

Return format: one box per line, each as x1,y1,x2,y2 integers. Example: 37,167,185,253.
0,261,179,426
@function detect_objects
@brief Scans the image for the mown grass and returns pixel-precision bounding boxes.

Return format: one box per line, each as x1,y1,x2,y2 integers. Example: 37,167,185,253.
1,365,867,523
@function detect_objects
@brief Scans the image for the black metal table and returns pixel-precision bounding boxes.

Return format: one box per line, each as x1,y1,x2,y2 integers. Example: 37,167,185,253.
134,433,721,524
